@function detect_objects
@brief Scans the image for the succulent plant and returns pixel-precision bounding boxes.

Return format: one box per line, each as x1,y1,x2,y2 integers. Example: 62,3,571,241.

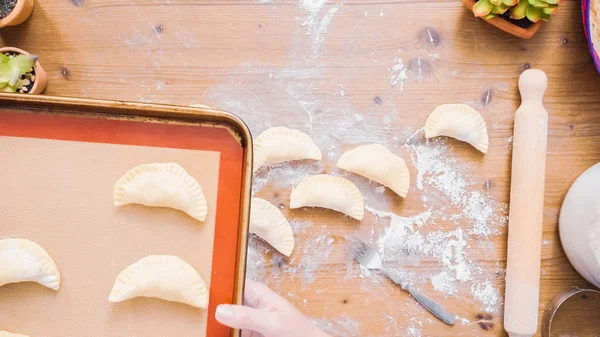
473,0,560,22
0,53,36,93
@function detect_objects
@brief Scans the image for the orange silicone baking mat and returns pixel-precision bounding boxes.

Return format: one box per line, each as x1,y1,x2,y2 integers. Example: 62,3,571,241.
0,109,247,337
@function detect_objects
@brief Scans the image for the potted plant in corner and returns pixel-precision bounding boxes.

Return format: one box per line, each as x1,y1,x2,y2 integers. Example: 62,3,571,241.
462,0,560,39
0,47,47,94
0,0,34,28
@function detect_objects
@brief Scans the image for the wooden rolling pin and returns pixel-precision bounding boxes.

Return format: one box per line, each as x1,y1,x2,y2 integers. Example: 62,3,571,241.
504,69,549,337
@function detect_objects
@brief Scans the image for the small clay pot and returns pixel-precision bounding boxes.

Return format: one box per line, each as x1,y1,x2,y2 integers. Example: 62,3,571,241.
462,0,544,39
0,0,34,28
0,47,47,94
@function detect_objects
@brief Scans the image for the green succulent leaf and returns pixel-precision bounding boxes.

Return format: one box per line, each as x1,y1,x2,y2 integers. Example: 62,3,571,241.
533,0,548,8
539,12,550,20
490,0,503,6
9,67,21,87
0,63,11,83
503,0,519,6
1,85,16,93
526,5,542,22
0,54,9,64
543,4,558,14
528,0,536,5
491,4,509,14
511,0,529,19
473,0,494,17
484,13,497,19
8,54,35,75
542,0,560,4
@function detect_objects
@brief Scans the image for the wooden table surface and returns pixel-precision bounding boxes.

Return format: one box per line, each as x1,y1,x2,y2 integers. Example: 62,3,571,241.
2,0,600,336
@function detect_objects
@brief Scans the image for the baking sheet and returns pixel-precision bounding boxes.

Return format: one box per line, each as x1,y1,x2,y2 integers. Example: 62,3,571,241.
0,135,221,336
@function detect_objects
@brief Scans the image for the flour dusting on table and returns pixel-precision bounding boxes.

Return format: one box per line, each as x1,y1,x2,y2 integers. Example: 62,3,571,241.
312,4,342,58
389,55,408,91
298,0,329,36
315,314,361,337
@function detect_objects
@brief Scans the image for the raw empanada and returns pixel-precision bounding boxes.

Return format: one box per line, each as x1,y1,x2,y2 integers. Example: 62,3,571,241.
0,238,60,290
114,163,208,222
0,331,30,337
109,255,209,309
254,127,322,172
250,198,295,257
290,174,364,220
424,104,489,153
337,144,410,198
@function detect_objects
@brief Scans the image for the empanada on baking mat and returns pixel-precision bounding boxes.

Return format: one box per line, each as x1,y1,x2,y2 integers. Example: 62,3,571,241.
0,136,220,336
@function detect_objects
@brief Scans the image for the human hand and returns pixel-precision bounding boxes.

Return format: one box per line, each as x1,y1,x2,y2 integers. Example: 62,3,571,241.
215,279,332,337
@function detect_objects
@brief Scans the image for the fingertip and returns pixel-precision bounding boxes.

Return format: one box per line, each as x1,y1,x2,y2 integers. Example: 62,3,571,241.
215,304,235,324
215,304,265,332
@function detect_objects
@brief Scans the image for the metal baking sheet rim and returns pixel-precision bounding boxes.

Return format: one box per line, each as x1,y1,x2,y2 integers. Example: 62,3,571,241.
0,93,253,337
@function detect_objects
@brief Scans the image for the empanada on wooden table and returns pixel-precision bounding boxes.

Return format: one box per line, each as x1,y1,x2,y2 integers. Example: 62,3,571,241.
290,174,364,220
253,127,322,172
250,198,295,257
424,104,489,154
337,143,410,198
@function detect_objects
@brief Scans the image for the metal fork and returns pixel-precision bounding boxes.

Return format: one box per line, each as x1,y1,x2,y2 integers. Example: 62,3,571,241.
349,236,456,325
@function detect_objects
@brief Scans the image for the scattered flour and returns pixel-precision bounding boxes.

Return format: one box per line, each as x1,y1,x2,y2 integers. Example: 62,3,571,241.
471,280,501,313
408,141,507,234
377,217,472,284
465,191,505,236
382,312,402,334
409,141,469,203
299,0,328,36
456,316,471,325
405,318,423,337
245,237,271,281
311,4,342,57
359,139,508,312
246,225,335,287
206,64,405,148
315,314,361,337
430,271,455,294
389,55,408,90
252,160,324,195
298,234,335,284
299,0,327,13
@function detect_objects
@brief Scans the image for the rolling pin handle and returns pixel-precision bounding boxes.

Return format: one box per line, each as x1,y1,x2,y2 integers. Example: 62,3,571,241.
518,69,548,102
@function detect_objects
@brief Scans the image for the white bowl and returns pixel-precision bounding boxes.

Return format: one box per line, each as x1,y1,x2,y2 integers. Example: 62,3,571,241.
559,162,600,288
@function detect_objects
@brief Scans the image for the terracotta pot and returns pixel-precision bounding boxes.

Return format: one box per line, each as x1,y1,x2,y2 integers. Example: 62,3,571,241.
0,47,47,94
0,0,34,28
462,0,544,39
